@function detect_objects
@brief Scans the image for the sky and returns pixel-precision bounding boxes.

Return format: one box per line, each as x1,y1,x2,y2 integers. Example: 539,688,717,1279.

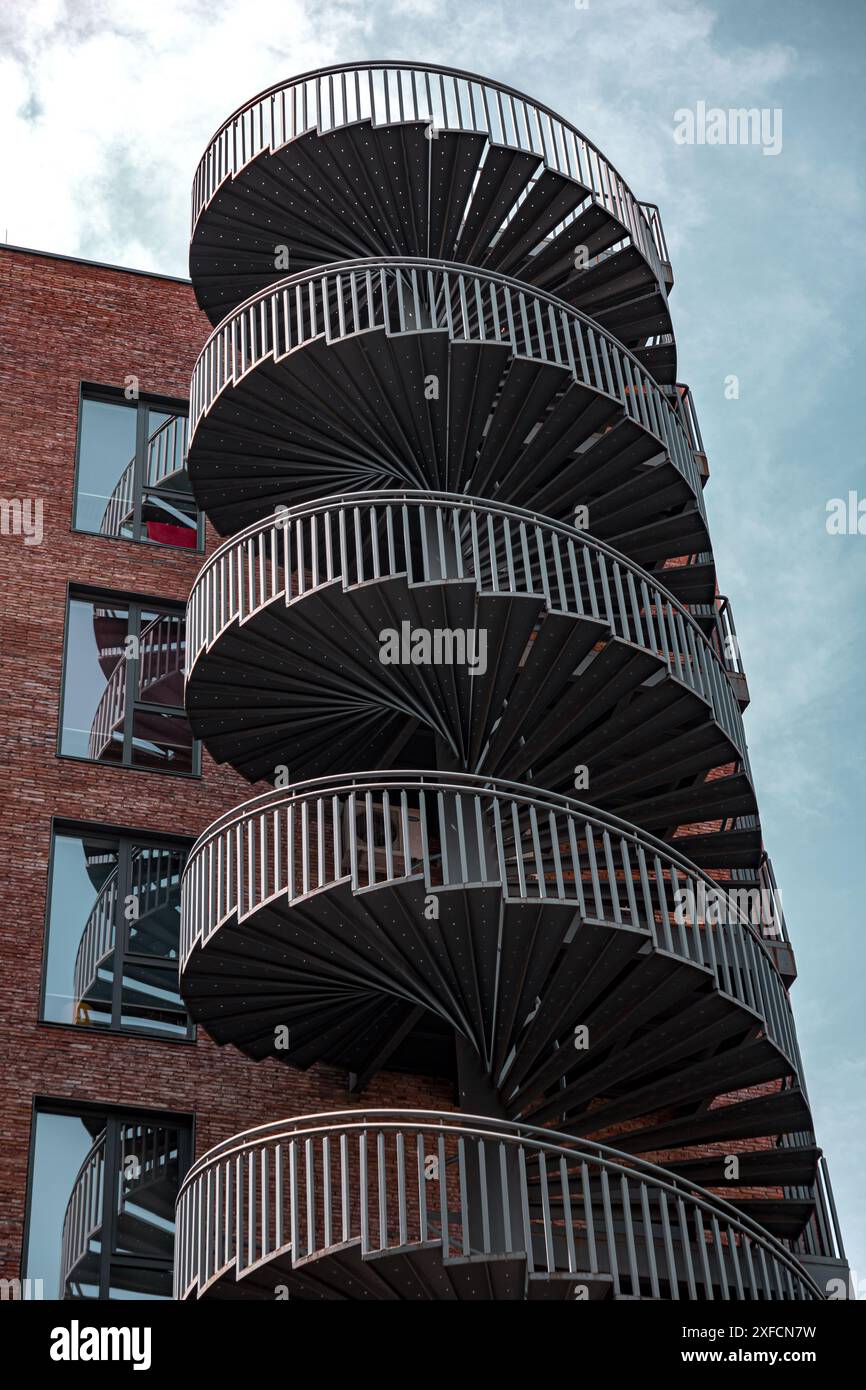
2,0,864,1292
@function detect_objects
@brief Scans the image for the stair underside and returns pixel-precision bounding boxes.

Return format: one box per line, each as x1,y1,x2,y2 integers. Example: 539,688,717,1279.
181,877,807,1215
190,122,674,372
187,331,705,592
186,574,755,862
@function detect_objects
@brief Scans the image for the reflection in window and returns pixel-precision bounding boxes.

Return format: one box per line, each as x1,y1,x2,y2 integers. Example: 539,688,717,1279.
60,593,196,773
25,1106,190,1299
43,828,190,1038
74,392,200,550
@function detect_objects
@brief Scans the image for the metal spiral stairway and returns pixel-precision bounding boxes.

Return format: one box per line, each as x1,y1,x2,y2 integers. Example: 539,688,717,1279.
185,259,708,594
174,62,846,1301
182,494,753,870
175,1113,823,1301
188,63,675,370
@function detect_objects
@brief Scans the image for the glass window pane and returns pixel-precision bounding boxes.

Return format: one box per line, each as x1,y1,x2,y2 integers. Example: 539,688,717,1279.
62,598,195,770
74,398,138,536
120,967,188,1037
26,1111,107,1299
142,490,198,548
142,410,196,548
137,611,186,709
44,832,119,1027
145,410,186,471
75,396,198,548
107,1266,173,1300
131,709,194,773
126,845,184,959
145,409,188,481
61,599,129,762
115,1124,180,1259
27,1111,187,1300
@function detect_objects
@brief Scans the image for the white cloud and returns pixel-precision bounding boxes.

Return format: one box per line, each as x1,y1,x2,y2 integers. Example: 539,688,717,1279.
0,0,370,267
0,0,812,272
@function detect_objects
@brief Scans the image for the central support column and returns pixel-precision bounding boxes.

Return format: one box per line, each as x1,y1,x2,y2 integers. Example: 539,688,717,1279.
455,1034,507,1119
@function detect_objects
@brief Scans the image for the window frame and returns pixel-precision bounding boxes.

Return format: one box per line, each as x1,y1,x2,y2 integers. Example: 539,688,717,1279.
57,582,202,777
71,382,204,552
39,817,196,1042
22,1096,194,1300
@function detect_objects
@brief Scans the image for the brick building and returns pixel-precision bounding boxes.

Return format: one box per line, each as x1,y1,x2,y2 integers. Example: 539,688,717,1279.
0,59,851,1303
0,245,454,1300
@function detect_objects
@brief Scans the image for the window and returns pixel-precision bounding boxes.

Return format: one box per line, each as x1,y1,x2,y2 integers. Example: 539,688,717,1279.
42,825,191,1038
73,386,201,549
25,1103,192,1299
59,589,198,774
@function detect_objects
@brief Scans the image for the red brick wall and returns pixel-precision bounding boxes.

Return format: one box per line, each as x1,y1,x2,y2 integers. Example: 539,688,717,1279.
0,248,453,1282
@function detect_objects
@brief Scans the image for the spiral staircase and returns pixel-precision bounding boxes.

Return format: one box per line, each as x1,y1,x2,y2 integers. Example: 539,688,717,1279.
173,62,847,1301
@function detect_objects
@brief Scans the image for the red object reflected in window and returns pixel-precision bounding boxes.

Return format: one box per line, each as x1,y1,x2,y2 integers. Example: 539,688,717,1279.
145,521,197,548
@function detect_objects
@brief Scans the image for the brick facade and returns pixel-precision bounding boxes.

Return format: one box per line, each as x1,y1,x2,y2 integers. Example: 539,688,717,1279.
0,247,454,1283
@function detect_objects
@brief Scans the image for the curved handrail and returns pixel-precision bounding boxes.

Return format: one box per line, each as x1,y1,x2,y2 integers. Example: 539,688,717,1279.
191,62,669,288
87,655,127,761
668,382,705,458
185,491,743,761
189,259,702,515
175,1109,822,1300
179,770,796,1067
60,1130,106,1294
72,871,118,1012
